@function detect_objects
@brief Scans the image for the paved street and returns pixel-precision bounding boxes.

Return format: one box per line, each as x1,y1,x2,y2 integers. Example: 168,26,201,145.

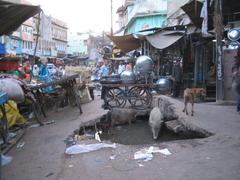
2,97,240,180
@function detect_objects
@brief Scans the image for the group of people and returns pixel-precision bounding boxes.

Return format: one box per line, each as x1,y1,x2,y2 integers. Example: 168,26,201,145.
93,59,132,80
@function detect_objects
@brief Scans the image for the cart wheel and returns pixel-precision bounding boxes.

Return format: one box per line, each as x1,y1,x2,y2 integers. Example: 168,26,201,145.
104,88,126,108
128,86,152,109
0,105,9,144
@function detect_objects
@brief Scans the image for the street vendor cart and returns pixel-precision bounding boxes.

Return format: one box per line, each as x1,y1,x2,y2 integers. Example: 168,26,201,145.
28,74,83,122
101,55,154,110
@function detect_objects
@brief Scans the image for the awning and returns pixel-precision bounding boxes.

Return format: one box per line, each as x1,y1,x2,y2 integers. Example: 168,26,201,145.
107,56,133,61
0,1,41,36
107,34,141,53
146,31,184,50
181,0,203,28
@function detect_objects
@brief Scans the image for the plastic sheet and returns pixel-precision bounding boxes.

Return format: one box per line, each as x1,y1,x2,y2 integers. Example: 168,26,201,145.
65,143,116,155
1,155,12,166
134,146,172,161
0,100,26,127
0,78,25,103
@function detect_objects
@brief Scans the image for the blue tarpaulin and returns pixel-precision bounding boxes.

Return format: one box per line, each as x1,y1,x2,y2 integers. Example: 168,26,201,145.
0,43,6,54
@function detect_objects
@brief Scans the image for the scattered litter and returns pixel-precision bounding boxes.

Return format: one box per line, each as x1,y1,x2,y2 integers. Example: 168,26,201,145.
29,124,40,128
110,155,116,160
134,146,172,161
45,172,54,178
134,150,153,161
63,136,76,146
1,155,12,166
17,142,25,148
95,131,102,142
8,132,17,139
65,143,116,155
158,148,172,156
28,112,34,119
69,165,73,168
84,133,95,138
44,120,55,125
74,134,87,141
138,163,144,167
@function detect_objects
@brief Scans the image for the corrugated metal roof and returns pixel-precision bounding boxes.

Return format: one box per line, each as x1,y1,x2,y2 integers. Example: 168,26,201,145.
146,30,184,49
0,0,41,36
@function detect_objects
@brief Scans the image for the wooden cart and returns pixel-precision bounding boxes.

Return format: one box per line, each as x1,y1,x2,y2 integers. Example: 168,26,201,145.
101,83,153,109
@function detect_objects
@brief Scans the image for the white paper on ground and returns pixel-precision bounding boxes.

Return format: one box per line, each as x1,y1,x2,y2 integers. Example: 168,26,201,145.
158,148,172,156
95,131,102,142
134,148,153,160
1,155,12,166
134,146,172,160
65,143,116,155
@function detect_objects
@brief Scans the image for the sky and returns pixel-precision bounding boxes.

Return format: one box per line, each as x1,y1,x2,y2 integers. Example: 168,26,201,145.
30,0,124,33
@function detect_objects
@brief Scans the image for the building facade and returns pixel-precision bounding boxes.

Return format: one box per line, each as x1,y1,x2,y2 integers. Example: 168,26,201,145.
21,18,34,56
51,18,68,57
67,32,89,56
116,0,167,35
1,0,67,58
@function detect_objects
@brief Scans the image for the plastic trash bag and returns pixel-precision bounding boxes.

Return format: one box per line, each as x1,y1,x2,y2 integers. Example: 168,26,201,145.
0,100,26,127
0,78,25,103
1,155,12,166
65,143,116,155
134,146,172,161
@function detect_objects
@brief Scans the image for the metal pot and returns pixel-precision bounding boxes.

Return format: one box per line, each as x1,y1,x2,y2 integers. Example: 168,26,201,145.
120,70,136,84
155,77,173,93
134,55,154,75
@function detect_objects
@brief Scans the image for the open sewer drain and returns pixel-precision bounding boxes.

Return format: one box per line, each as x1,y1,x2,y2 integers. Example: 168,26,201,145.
76,115,212,146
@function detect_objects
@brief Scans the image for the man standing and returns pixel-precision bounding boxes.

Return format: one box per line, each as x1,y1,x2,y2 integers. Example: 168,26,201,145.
99,60,109,77
172,60,182,98
99,60,110,103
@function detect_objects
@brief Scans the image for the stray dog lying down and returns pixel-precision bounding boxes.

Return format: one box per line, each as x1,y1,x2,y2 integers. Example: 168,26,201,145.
183,88,206,116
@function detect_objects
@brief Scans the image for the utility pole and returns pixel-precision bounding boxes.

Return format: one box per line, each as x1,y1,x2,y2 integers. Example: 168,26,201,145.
110,0,113,36
33,12,41,65
214,0,224,102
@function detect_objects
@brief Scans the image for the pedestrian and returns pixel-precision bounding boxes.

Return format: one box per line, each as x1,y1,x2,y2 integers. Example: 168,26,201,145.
39,58,54,93
99,60,109,77
39,58,49,82
99,60,110,104
172,59,182,97
232,51,240,113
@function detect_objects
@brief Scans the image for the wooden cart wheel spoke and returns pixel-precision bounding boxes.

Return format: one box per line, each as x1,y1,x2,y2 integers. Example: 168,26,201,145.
128,86,152,109
104,88,126,108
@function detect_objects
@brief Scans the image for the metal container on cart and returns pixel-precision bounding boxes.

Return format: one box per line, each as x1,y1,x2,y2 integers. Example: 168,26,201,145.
120,70,136,84
134,55,154,75
134,55,154,83
155,76,173,94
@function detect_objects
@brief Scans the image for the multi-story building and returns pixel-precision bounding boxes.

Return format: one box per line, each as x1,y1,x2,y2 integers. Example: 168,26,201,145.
1,0,34,57
2,0,67,58
116,0,167,35
51,18,68,57
67,32,89,56
21,18,34,56
33,13,54,57
0,28,22,56
32,13,68,58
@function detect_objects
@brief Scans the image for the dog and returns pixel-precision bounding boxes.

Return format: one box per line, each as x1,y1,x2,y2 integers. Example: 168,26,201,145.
182,88,206,116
